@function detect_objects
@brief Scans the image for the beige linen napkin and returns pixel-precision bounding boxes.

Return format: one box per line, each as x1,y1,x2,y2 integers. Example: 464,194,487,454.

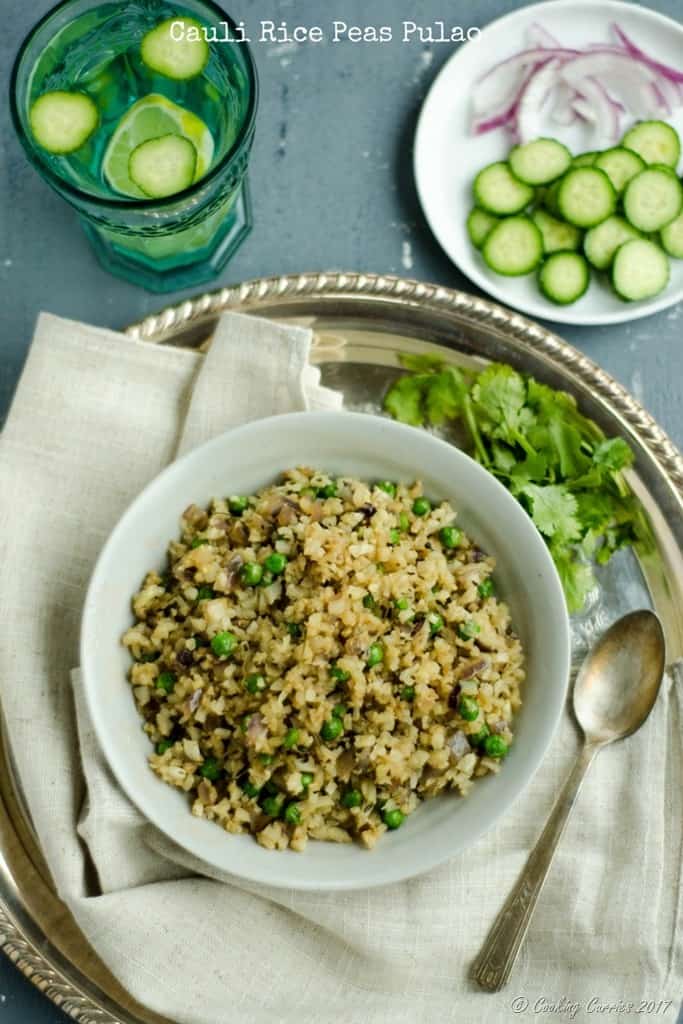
0,311,681,1024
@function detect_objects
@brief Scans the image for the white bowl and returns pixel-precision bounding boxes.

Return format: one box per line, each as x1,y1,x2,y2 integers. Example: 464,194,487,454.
81,411,570,890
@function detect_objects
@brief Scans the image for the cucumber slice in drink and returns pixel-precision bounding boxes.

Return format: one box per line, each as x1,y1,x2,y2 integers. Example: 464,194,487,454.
583,215,642,271
482,216,543,276
531,208,582,254
557,167,616,228
594,147,645,194
103,93,213,198
141,17,209,80
508,138,572,185
621,120,681,168
538,251,590,305
129,134,197,198
473,162,534,215
623,167,683,232
660,211,683,258
29,90,98,154
611,239,670,301
467,207,499,248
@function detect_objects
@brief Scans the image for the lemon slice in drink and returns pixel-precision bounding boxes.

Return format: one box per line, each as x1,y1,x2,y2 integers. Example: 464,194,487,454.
103,93,214,198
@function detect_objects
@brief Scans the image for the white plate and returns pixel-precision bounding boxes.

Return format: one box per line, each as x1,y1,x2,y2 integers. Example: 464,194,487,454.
81,412,570,891
414,0,683,326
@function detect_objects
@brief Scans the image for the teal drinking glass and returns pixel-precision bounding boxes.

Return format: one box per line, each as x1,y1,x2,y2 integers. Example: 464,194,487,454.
10,0,258,292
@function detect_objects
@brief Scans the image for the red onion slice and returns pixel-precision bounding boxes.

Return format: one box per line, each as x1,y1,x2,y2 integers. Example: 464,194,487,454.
611,23,683,85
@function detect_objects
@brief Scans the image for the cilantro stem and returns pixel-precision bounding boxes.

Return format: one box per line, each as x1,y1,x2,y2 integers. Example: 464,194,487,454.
462,393,489,466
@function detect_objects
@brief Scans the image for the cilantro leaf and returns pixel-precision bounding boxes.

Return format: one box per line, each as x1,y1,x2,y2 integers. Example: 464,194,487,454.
551,547,596,613
383,374,431,426
398,353,445,373
593,437,634,474
424,369,466,425
471,364,531,446
521,484,581,544
509,453,549,490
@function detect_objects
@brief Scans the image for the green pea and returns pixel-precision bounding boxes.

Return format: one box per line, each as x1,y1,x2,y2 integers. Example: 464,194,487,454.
428,613,444,635
316,481,338,499
261,794,284,817
470,723,490,747
412,497,432,517
383,808,405,830
240,562,263,586
264,552,288,575
199,757,221,781
286,622,303,639
457,621,481,641
155,739,172,755
300,772,314,789
478,578,495,598
241,780,260,798
363,594,379,612
341,789,362,808
191,536,209,549
299,486,317,497
211,631,237,658
229,496,248,515
394,597,410,611
401,685,415,701
366,642,384,668
332,703,347,719
282,727,300,749
389,528,400,545
240,715,251,733
196,585,214,602
458,695,480,721
244,673,266,694
258,753,274,765
439,525,462,549
398,512,410,532
156,671,176,693
330,664,350,683
283,802,301,825
321,717,343,742
258,569,275,588
376,481,396,497
483,734,508,758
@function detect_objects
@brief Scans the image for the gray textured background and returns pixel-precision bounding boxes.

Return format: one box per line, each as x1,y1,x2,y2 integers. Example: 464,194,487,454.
1,0,681,1020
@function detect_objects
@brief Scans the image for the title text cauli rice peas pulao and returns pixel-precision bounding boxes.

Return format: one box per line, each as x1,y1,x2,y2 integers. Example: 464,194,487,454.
122,469,525,852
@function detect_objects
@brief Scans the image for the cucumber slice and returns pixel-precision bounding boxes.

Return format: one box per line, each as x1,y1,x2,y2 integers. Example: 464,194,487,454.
473,162,534,216
141,17,209,80
467,207,499,248
611,238,670,301
29,90,98,154
128,134,197,198
583,215,642,271
660,211,683,258
531,208,582,254
572,151,598,168
508,137,572,185
621,120,681,168
557,167,616,228
482,216,543,276
538,252,590,305
623,167,683,232
594,147,645,194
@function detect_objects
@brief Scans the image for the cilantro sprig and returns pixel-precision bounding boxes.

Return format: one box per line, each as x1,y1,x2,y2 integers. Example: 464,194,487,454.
383,357,650,612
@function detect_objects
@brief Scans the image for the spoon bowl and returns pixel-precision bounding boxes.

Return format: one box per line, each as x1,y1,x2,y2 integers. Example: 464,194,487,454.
573,610,666,746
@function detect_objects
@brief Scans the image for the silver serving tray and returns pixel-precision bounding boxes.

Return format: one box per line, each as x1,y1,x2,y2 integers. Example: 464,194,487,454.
1,272,681,1024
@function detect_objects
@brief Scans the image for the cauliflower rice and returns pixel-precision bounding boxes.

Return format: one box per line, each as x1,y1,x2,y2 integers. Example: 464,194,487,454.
122,469,525,852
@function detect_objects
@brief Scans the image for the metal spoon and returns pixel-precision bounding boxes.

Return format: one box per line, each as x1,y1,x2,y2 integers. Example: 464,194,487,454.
472,609,666,992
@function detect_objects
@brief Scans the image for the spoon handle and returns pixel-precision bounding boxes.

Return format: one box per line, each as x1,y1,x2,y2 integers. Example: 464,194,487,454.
471,741,600,991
